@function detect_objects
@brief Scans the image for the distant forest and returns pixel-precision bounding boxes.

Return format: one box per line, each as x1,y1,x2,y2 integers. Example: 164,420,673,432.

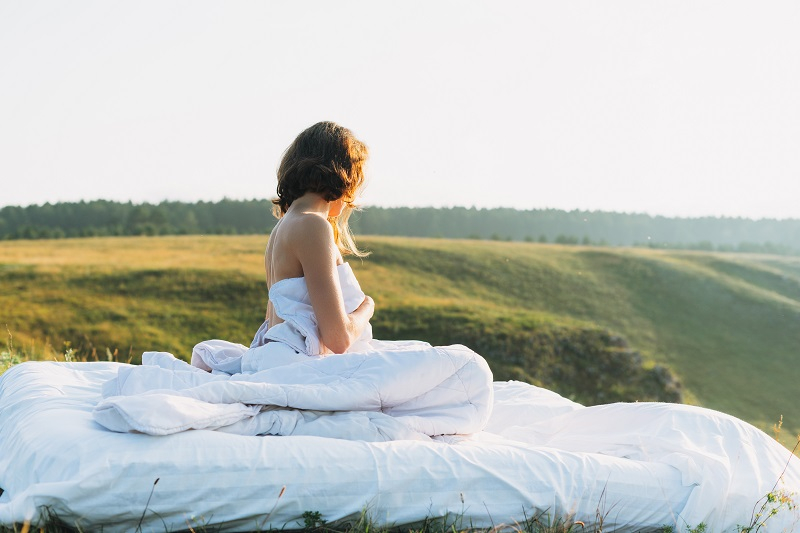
2,199,800,255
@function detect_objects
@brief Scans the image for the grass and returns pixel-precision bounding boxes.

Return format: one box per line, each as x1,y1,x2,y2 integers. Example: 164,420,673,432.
1,235,800,441
0,493,793,533
0,500,714,533
0,338,22,376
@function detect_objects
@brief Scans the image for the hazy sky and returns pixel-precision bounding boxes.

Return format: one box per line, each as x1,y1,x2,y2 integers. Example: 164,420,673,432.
1,1,799,219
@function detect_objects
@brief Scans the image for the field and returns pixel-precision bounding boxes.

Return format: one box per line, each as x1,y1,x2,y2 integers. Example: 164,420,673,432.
2,235,800,445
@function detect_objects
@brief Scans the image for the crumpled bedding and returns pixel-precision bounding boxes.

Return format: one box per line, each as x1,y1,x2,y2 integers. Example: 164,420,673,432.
253,262,373,356
3,359,800,532
93,341,494,440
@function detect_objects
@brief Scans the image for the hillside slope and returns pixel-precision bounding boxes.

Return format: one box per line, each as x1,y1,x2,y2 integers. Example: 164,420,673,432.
1,235,798,442
353,237,800,441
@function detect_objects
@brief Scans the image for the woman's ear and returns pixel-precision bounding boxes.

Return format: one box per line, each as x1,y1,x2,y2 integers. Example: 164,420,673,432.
328,198,346,218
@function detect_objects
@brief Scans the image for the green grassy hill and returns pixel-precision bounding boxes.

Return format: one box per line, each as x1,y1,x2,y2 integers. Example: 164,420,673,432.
1,235,799,444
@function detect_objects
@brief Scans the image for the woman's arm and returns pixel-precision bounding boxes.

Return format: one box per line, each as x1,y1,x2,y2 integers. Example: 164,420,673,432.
291,214,374,354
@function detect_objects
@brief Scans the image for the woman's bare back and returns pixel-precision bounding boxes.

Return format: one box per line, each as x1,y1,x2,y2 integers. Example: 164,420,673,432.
264,212,343,331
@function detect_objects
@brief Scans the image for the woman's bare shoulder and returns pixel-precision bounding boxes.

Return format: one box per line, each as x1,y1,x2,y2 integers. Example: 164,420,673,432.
282,212,332,238
279,213,335,254
267,213,336,281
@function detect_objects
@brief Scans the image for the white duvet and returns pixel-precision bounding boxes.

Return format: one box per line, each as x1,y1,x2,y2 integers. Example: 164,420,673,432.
94,341,494,441
3,355,800,532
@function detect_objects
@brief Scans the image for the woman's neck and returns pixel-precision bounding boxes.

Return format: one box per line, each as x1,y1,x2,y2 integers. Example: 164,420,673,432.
287,193,331,217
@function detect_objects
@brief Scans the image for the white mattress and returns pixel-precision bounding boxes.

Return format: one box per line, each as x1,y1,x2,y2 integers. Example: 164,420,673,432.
1,361,798,532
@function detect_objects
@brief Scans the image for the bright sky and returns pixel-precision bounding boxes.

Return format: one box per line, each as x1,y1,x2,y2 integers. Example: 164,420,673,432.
1,1,799,219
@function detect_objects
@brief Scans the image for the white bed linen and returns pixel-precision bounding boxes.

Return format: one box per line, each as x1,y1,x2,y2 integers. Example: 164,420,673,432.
94,342,493,439
254,262,372,356
2,361,800,532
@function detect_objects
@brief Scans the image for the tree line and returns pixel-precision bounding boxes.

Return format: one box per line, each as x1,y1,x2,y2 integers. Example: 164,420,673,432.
1,199,799,255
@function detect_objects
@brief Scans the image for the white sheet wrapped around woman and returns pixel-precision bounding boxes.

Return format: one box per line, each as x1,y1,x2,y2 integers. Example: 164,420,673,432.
2,358,800,532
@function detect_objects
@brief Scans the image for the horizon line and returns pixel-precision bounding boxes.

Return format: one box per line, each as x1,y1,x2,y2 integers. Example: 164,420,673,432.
2,196,799,223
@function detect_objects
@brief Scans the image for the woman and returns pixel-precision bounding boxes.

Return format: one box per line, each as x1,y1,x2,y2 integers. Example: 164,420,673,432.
260,121,375,356
190,121,378,373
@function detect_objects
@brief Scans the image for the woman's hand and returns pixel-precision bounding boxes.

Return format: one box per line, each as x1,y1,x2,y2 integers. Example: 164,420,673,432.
353,295,375,320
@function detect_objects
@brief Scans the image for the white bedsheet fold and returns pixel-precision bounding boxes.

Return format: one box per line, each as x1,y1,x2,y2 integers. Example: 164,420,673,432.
93,341,494,440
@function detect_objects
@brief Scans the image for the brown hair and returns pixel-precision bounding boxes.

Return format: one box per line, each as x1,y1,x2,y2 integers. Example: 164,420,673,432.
273,121,369,257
